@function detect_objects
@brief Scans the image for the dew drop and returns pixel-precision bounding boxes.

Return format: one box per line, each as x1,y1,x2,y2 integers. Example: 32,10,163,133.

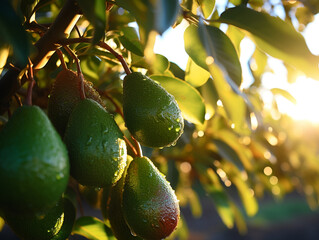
103,129,109,134
94,187,101,192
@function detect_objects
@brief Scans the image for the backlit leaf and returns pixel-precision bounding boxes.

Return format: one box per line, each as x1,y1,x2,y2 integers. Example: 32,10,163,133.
151,75,206,125
197,22,242,86
218,6,319,79
115,0,180,39
196,163,234,228
185,58,210,87
72,216,115,240
271,88,297,104
119,27,144,56
198,0,216,18
77,0,106,44
232,174,258,216
213,139,245,171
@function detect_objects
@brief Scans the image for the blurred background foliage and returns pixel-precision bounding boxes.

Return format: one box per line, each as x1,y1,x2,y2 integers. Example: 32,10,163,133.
1,0,319,239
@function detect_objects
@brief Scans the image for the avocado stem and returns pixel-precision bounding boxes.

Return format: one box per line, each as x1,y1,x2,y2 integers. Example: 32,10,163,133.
131,136,143,157
63,45,86,100
26,59,35,106
57,38,132,75
123,136,138,157
56,49,68,71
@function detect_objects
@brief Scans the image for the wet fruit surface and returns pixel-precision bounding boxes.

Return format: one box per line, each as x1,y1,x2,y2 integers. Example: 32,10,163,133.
107,157,143,240
0,105,69,214
64,99,127,187
4,197,75,240
123,72,184,148
122,156,180,240
48,69,104,137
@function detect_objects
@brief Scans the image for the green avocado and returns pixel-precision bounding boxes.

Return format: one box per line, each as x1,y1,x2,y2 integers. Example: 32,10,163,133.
48,69,104,137
107,158,143,240
123,72,184,148
64,98,127,188
0,105,69,214
4,197,75,240
122,157,180,240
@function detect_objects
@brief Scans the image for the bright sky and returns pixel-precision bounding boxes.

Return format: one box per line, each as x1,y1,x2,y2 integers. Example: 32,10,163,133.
154,11,319,124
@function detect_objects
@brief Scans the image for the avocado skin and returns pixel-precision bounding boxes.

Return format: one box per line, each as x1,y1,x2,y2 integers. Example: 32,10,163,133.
123,72,184,148
48,69,104,137
0,105,70,214
64,99,127,188
122,157,180,240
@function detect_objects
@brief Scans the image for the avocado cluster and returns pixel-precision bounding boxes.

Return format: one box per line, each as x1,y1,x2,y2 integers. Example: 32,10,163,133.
0,69,183,239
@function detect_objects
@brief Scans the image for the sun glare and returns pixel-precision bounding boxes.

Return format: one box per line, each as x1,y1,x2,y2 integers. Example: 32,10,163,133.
275,76,319,124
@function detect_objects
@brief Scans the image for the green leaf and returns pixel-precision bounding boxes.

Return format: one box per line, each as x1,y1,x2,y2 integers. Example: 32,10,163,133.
119,27,144,56
230,202,247,234
198,0,216,18
196,163,234,228
155,0,180,34
72,216,115,240
115,0,180,39
153,54,170,74
150,75,206,125
184,24,209,71
218,6,319,79
215,129,253,170
76,0,106,44
211,65,248,135
20,0,40,21
226,25,245,55
232,174,258,217
200,78,218,119
185,58,210,87
271,88,297,104
213,139,245,171
197,22,242,86
0,0,30,66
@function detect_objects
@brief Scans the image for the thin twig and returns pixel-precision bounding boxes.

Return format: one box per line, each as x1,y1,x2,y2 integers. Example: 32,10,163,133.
99,91,124,118
14,94,22,107
75,25,82,38
57,37,132,75
63,45,86,99
124,135,138,157
26,59,35,106
56,49,68,71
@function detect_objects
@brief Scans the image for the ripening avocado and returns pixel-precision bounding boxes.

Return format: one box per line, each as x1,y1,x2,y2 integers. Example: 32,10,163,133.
122,157,180,240
48,69,104,136
123,72,184,148
64,98,127,188
107,157,143,240
4,197,75,240
0,106,69,214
